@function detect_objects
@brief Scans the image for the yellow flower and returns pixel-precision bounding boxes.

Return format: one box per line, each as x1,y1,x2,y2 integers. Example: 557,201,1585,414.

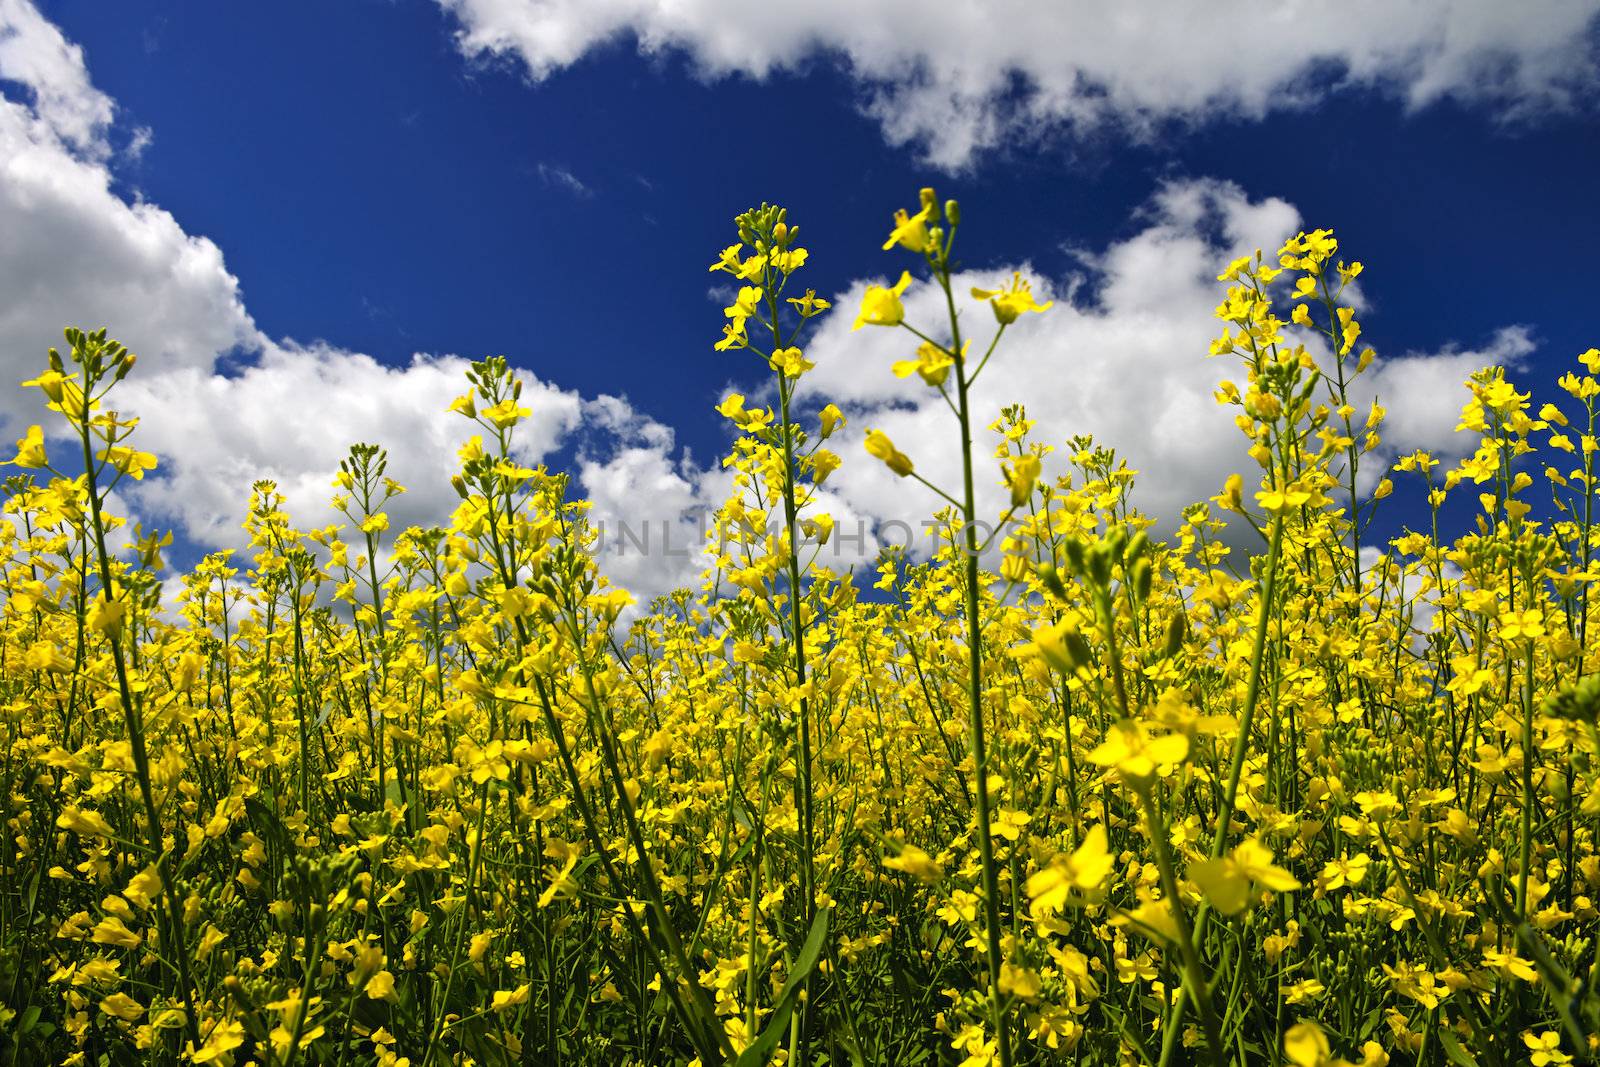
7,424,47,468
852,271,912,330
191,1019,246,1064
882,205,933,253
98,992,145,1021
864,429,914,477
707,242,744,274
1026,824,1112,913
1315,852,1370,893
100,446,158,480
88,594,128,640
1481,948,1537,983
365,969,396,1001
1524,1031,1574,1066
491,984,531,1012
891,340,957,386
122,865,163,911
21,369,69,404
989,808,1031,841
1283,1021,1332,1067
971,272,1053,325
57,808,116,838
1087,720,1189,784
1031,619,1091,675
787,288,831,317
1498,608,1545,641
481,398,531,429
883,845,943,883
91,915,141,950
1007,454,1041,507
724,285,763,329
819,403,844,439
1190,838,1301,915
769,346,814,378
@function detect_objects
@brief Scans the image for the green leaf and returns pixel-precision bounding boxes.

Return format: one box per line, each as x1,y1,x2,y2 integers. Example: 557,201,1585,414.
1436,1028,1479,1067
732,907,831,1067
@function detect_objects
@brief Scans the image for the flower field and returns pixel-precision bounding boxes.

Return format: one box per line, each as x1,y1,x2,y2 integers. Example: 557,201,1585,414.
1,190,1598,1066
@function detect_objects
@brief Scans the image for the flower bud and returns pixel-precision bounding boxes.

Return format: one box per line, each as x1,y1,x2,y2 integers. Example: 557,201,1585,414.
1036,562,1068,600
1130,558,1153,602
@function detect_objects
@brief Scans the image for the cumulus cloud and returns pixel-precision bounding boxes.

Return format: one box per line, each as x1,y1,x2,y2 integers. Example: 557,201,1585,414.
435,0,1600,169
0,0,114,156
0,10,260,431
115,344,582,550
794,178,1521,546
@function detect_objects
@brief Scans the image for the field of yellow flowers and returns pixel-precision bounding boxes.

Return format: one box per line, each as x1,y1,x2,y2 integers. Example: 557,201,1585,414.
1,189,1597,1067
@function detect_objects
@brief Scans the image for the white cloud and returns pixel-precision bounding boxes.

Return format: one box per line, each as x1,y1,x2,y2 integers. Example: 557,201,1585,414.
0,4,259,431
536,162,592,198
794,178,1520,547
0,0,113,156
435,0,1600,169
116,343,583,551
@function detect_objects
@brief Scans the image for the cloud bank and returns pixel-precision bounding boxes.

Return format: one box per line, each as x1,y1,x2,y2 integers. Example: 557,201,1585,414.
437,0,1600,169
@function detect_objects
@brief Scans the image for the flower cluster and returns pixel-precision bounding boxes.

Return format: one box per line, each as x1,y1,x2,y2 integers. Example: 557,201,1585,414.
0,198,1596,1067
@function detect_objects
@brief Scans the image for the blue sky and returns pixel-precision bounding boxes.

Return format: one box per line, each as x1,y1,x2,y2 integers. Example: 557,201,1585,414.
4,0,1600,595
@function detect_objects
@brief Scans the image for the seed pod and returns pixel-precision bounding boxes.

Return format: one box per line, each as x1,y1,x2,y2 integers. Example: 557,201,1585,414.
1130,558,1152,603
1163,608,1188,658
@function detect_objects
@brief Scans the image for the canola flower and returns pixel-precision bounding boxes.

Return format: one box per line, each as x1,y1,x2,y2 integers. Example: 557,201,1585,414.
0,197,1595,1067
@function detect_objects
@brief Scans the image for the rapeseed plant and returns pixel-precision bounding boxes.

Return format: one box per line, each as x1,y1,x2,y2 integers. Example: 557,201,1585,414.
0,192,1596,1067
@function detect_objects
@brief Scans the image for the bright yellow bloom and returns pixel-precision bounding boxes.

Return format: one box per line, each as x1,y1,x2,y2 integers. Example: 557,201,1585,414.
1026,825,1113,913
1283,1021,1332,1067
191,1019,246,1064
884,845,943,883
1007,454,1041,507
8,424,47,468
724,285,763,329
892,340,956,386
1525,1031,1574,1066
491,984,531,1012
98,992,145,1021
864,429,913,477
365,969,396,1001
481,398,531,429
852,272,912,330
57,808,116,838
100,446,158,480
1190,838,1301,915
819,403,844,439
971,272,1052,324
769,346,814,378
882,205,934,253
1087,720,1189,784
1498,608,1545,641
